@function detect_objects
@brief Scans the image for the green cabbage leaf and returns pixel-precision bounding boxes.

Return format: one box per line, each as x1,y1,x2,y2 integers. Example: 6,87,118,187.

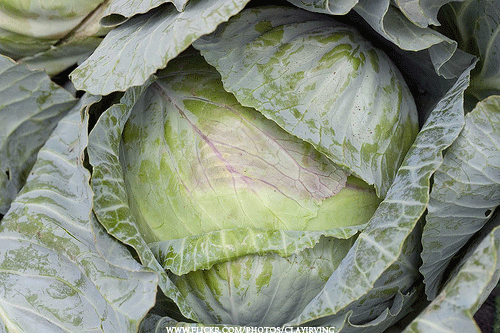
71,0,252,96
101,0,190,26
420,96,500,299
0,55,76,215
405,215,500,333
0,94,158,331
0,0,109,75
437,0,500,103
193,6,418,197
284,0,471,79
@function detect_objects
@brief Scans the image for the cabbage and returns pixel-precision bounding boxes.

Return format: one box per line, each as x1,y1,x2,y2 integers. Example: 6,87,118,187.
118,49,387,325
1,0,500,332
89,7,421,328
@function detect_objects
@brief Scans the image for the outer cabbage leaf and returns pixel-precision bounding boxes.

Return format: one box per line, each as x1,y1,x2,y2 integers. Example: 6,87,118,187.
71,0,251,96
193,6,419,198
0,55,77,215
18,37,103,76
0,0,105,39
391,0,463,28
352,1,465,79
286,0,471,79
420,95,500,299
279,224,422,331
142,289,419,332
0,28,57,60
0,1,110,75
0,95,158,332
16,2,112,76
285,57,475,327
101,0,189,27
438,0,500,102
89,77,200,322
286,0,464,28
150,227,363,277
404,222,500,333
285,0,358,15
165,237,358,326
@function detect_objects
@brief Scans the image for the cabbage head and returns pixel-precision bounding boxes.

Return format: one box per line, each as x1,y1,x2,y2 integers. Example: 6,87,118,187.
89,6,419,328
2,0,500,332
